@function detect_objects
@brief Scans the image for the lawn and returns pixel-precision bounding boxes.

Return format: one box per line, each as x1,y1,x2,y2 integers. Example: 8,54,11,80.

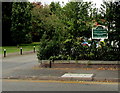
0,42,40,54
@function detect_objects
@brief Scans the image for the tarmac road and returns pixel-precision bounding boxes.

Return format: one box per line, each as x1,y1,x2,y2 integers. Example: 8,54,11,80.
2,53,118,80
1,53,119,91
2,53,39,77
2,79,118,91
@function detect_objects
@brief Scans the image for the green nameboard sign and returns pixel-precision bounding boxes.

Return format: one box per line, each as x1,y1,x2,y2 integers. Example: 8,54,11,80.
92,25,108,39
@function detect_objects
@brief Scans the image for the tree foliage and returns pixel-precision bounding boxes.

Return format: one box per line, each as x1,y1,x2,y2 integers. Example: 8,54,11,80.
2,2,13,46
2,1,119,60
37,1,120,61
37,1,96,61
32,2,48,42
11,2,33,45
100,1,120,47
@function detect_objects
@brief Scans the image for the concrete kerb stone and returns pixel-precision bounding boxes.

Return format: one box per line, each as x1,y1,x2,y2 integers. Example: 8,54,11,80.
40,60,120,65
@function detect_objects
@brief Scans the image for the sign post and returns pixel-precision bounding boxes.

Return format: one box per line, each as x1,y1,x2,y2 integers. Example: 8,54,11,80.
92,25,108,39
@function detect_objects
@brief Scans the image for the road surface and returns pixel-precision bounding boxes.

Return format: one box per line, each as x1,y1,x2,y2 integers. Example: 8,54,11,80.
2,79,118,91
1,53,119,91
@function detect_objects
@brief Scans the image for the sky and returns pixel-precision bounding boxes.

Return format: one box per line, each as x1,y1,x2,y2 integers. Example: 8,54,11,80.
28,0,103,8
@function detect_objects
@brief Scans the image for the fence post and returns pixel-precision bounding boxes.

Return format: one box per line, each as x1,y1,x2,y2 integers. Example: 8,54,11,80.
33,46,35,53
20,47,22,55
4,49,6,57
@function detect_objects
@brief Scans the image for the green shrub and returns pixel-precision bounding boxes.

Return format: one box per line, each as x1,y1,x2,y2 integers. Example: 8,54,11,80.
37,33,119,61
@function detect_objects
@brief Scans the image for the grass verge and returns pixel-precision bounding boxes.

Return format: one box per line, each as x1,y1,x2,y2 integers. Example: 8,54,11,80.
0,42,39,54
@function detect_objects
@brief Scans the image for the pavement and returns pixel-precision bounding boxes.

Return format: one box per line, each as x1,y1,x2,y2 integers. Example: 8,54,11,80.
1,52,119,82
2,68,119,82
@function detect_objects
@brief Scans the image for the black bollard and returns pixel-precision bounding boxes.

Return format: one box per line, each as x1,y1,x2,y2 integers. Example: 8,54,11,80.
33,46,35,53
4,49,6,57
20,48,22,55
49,60,52,68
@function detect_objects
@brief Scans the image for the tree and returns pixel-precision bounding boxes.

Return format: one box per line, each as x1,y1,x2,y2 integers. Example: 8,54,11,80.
2,2,13,46
49,2,61,14
58,2,94,59
61,2,93,38
100,1,120,47
31,2,45,42
37,2,66,60
37,1,95,61
11,2,33,45
37,1,119,61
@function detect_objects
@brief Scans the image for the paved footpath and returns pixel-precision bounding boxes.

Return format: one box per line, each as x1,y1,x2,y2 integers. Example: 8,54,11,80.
1,53,119,82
